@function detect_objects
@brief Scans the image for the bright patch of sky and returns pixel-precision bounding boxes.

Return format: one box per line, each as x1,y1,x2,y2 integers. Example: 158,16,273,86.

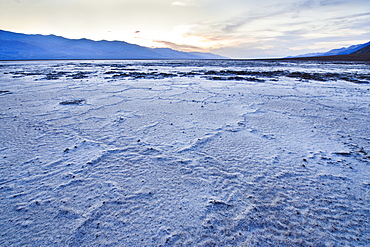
0,0,369,58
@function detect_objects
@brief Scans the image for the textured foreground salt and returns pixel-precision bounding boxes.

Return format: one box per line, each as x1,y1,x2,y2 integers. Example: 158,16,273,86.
0,60,369,246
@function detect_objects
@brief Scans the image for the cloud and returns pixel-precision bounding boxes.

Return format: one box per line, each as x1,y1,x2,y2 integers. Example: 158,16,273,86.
318,0,370,6
219,0,324,33
177,0,370,58
184,0,370,41
172,2,187,6
326,12,370,21
1,0,369,58
171,0,197,7
153,40,204,52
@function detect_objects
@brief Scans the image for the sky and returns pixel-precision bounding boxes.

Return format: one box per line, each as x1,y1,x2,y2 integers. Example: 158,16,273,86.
0,0,369,58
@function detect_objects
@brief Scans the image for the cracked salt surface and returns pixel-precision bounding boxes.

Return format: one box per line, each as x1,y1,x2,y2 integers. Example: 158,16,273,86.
0,60,369,246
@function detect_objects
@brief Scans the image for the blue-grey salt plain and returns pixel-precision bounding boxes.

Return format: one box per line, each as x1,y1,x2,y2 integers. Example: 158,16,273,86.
0,60,369,246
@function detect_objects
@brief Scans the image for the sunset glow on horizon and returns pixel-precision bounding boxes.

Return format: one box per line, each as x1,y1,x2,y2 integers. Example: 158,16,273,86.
0,0,369,58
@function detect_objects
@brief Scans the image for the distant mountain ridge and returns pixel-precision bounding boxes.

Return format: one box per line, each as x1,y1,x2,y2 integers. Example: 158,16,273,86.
0,30,226,60
288,41,370,58
352,43,370,54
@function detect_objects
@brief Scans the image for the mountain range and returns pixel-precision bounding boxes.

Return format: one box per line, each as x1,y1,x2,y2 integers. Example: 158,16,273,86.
0,30,226,60
1,29,369,60
288,41,370,58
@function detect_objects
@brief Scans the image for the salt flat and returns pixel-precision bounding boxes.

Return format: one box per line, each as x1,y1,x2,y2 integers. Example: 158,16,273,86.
0,60,369,246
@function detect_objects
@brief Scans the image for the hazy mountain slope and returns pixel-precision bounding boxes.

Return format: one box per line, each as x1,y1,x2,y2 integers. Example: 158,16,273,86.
352,43,370,54
321,42,370,56
0,30,226,60
288,41,370,58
